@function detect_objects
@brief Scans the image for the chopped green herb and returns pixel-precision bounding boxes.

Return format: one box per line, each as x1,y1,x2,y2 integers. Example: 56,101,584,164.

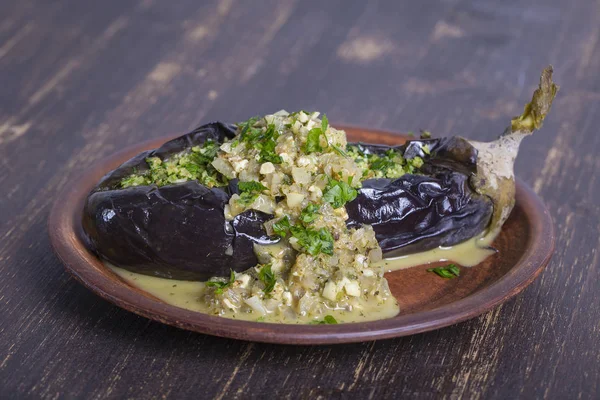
321,114,329,134
206,269,236,294
290,110,313,117
290,226,334,256
190,139,219,164
300,204,320,223
301,114,348,157
238,116,259,138
346,145,418,180
427,264,460,279
420,130,432,139
238,120,283,164
312,315,338,324
323,179,357,209
238,192,257,206
405,156,424,172
120,139,226,189
258,264,277,294
370,149,398,171
303,114,326,153
259,124,283,164
272,216,291,238
331,144,348,157
121,174,149,188
257,133,283,165
237,180,267,205
422,145,431,155
238,181,267,192
305,128,324,153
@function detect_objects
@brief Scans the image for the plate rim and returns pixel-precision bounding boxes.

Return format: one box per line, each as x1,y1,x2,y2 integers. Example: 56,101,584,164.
48,126,555,345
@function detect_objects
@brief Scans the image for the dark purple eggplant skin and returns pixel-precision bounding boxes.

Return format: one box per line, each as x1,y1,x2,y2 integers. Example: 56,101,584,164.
82,122,278,280
345,138,493,257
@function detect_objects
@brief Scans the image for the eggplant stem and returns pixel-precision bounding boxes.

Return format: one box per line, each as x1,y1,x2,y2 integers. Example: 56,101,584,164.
508,65,559,135
470,66,558,234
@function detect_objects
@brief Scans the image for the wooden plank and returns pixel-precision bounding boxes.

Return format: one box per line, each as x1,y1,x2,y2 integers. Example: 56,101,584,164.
0,0,598,398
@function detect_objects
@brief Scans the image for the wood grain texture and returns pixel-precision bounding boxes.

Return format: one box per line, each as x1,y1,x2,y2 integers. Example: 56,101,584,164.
0,0,598,398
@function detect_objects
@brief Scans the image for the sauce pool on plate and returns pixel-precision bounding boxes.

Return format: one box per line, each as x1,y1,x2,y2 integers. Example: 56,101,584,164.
109,229,497,324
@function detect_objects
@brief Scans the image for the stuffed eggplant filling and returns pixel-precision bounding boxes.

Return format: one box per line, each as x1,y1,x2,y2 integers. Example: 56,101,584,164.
83,67,557,323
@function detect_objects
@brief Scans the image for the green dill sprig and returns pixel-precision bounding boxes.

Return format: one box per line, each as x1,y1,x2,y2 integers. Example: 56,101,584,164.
237,117,282,164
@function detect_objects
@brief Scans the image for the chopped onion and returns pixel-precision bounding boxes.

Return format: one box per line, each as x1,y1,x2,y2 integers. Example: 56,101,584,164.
244,296,268,316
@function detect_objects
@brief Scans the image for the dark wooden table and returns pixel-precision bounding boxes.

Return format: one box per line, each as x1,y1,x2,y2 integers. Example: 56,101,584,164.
1,0,598,398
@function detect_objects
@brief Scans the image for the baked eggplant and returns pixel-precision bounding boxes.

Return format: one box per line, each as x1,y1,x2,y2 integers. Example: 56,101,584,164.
345,138,493,257
82,123,278,280
83,67,557,280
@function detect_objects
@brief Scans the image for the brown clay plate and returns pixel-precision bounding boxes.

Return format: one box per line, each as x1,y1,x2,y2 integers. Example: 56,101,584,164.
48,127,555,344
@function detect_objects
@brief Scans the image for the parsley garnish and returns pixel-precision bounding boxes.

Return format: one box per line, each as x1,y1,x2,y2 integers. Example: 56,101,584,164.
303,114,333,154
206,270,236,294
238,119,283,164
320,115,347,157
238,116,259,138
272,210,332,256
237,180,267,205
370,149,398,171
312,315,338,324
300,204,320,223
290,226,334,256
258,264,277,294
238,181,267,192
304,128,324,153
321,114,328,133
272,216,291,238
323,179,358,208
300,114,348,157
121,174,148,188
427,264,460,279
190,139,219,164
122,139,225,189
346,145,426,180
256,124,283,164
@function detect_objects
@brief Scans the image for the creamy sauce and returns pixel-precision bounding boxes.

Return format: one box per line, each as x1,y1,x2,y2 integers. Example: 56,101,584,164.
110,265,399,324
109,230,497,324
374,230,498,272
